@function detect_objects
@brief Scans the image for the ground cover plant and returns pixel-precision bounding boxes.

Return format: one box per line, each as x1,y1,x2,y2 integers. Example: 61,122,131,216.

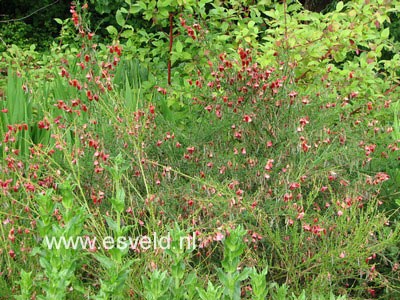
0,0,399,299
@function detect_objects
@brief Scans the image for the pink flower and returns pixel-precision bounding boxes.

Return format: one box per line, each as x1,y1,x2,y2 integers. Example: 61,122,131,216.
156,86,167,95
289,90,298,98
214,232,224,241
297,212,305,220
264,159,274,171
374,172,390,183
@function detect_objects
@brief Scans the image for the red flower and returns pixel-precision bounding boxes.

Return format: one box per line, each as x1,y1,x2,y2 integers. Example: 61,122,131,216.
283,193,293,202
243,114,252,123
368,289,376,298
187,146,195,154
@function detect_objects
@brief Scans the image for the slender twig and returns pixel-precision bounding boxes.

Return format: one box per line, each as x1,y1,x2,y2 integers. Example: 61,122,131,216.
290,36,324,49
384,81,400,95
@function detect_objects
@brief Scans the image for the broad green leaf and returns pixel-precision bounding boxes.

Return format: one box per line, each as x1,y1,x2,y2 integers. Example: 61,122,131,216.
263,10,276,19
116,10,125,27
336,1,344,12
104,215,119,233
175,40,183,53
381,28,390,39
94,254,115,270
106,25,118,37
130,4,143,14
199,0,213,8
121,29,134,39
221,22,229,32
158,7,170,19
181,51,192,60
158,0,172,7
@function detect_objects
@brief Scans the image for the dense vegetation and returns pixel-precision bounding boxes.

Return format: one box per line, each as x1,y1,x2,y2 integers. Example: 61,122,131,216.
0,0,399,299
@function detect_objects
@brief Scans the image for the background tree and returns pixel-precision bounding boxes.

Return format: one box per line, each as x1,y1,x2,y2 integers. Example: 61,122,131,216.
0,0,70,51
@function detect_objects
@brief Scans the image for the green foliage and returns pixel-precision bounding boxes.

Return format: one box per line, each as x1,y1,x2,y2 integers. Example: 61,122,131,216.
14,270,33,300
0,0,68,52
0,69,32,159
217,225,252,300
90,0,126,14
30,186,87,299
0,22,36,52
